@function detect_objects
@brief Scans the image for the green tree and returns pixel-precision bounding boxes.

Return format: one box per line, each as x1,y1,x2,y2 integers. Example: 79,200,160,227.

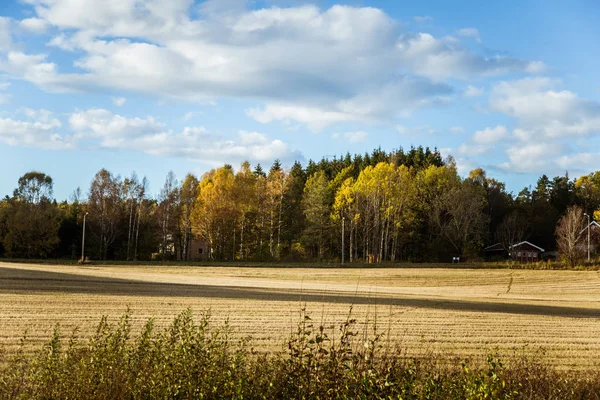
179,173,199,261
302,171,332,258
2,172,61,258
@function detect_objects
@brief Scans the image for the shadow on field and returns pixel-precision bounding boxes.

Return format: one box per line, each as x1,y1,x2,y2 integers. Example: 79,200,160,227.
1,266,599,319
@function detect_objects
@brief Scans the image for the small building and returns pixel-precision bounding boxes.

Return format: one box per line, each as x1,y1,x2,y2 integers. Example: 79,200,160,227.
484,243,505,260
157,234,210,261
578,221,600,256
509,241,545,262
183,237,209,261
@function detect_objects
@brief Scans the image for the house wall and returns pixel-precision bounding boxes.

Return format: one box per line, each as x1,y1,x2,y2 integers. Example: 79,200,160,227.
510,243,541,262
178,238,209,261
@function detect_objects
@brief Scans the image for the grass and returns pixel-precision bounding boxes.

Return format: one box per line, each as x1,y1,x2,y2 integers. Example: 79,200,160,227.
4,257,600,270
2,308,600,399
1,261,600,372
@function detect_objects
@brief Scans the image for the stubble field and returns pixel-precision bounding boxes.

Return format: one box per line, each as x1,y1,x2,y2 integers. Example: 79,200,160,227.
1,261,600,370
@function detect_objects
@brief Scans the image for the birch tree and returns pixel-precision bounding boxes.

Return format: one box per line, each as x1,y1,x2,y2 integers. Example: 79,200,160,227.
157,171,178,260
88,169,122,260
556,205,586,267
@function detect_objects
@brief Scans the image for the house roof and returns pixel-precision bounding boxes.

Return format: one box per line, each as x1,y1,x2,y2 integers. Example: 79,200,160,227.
509,241,545,252
484,243,504,251
579,220,600,235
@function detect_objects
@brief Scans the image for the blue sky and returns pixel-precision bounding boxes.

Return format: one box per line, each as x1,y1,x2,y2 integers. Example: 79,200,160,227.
0,0,599,200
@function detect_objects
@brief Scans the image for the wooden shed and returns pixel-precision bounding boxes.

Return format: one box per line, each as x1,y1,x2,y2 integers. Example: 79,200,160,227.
509,241,545,262
176,236,209,261
483,243,505,260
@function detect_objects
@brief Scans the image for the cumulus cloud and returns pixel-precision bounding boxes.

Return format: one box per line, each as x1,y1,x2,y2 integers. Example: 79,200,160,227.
0,17,12,51
247,104,361,132
0,81,10,104
0,2,543,129
0,109,72,149
248,77,452,130
457,28,481,43
556,152,600,172
67,108,301,164
490,77,600,138
413,16,433,23
396,125,436,136
332,131,369,144
395,33,536,80
19,18,49,34
70,108,166,143
465,85,484,97
525,61,547,74
500,141,563,173
488,77,600,173
457,143,490,155
473,125,508,144
112,96,126,106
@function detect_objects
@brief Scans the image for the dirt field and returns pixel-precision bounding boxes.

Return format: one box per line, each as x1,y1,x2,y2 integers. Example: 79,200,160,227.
1,261,600,370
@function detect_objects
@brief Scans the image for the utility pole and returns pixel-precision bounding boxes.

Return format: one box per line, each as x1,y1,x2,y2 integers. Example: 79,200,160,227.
341,216,345,265
81,212,89,263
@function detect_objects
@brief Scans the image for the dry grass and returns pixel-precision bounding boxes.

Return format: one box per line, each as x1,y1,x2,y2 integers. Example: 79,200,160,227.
1,261,600,370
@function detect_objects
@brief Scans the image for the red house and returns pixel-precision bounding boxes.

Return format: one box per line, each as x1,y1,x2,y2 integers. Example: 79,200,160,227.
578,221,600,256
509,241,545,262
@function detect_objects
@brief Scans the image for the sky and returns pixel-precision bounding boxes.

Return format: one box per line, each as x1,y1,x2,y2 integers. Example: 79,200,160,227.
0,0,599,200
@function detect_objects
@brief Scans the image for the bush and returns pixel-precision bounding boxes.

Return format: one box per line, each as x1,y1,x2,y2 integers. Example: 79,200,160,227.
1,309,600,399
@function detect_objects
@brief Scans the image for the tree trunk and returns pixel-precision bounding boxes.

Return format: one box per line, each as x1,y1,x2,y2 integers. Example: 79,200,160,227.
349,220,354,263
134,203,141,261
126,199,134,260
240,218,245,260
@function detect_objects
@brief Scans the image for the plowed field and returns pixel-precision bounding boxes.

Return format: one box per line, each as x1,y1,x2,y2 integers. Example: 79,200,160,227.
1,262,599,370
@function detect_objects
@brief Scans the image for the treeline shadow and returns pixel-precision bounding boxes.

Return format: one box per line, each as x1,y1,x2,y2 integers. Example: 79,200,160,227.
1,266,599,319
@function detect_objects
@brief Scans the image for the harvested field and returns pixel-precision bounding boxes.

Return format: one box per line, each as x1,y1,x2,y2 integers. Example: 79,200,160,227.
1,261,600,370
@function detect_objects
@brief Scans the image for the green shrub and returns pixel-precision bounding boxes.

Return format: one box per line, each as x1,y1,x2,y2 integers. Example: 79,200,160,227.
1,309,599,399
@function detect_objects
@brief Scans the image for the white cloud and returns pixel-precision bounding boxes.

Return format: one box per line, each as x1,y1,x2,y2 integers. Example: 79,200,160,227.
68,108,301,164
182,111,203,121
473,125,508,144
19,18,49,34
457,143,490,155
70,109,165,141
465,85,484,97
454,157,476,177
396,124,436,136
0,17,12,51
395,33,537,80
450,126,465,133
0,81,10,104
489,78,600,173
247,104,361,132
457,28,481,43
0,2,542,130
413,16,433,23
248,76,452,130
22,108,58,124
500,141,563,173
555,152,600,173
0,109,72,150
490,77,600,139
112,96,127,106
332,131,369,144
525,61,548,74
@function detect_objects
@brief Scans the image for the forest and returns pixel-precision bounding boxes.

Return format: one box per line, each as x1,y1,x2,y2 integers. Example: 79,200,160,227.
0,146,598,263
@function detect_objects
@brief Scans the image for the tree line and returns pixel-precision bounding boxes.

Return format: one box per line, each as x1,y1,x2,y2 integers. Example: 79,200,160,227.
0,146,598,263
